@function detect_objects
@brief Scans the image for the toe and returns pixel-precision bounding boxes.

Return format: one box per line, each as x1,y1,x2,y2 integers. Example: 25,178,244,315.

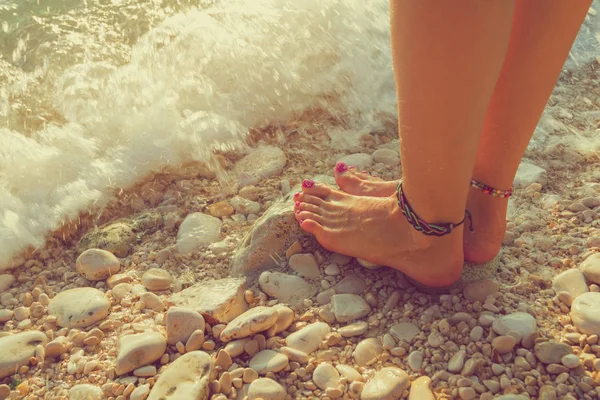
299,218,323,236
301,180,334,199
298,202,321,214
296,211,324,225
301,194,324,206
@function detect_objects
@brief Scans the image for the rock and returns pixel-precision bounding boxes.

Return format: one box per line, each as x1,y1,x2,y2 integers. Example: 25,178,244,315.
561,354,580,369
0,309,12,323
0,274,15,293
372,148,399,166
116,332,167,375
230,196,261,215
288,253,320,279
0,385,9,399
463,279,499,302
75,249,120,281
356,258,381,270
279,347,309,363
313,362,340,390
112,283,132,300
0,331,48,379
409,376,434,400
170,278,248,324
48,288,110,328
427,331,444,348
492,312,536,338
45,337,68,358
330,294,371,323
258,271,317,307
389,322,420,343
207,202,234,218
69,384,103,400
285,322,330,354
272,305,294,333
580,253,600,284
335,365,363,382
513,162,547,188
570,292,600,335
337,153,373,171
353,338,382,367
131,385,150,400
166,307,205,345
141,268,173,291
407,351,423,371
492,336,517,354
249,350,288,374
447,350,466,373
361,367,410,400
147,351,213,400
552,269,589,298
177,213,222,254
332,275,366,295
247,378,286,400
141,292,165,312
338,321,369,337
534,341,573,364
235,146,286,187
220,306,278,342
78,222,135,257
458,387,476,400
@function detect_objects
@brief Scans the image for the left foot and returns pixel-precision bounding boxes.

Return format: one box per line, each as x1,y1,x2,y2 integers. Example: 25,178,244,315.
293,179,465,287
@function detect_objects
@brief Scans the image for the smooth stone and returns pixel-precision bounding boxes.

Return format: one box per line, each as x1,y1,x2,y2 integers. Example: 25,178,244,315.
288,253,320,279
248,350,288,374
116,332,167,375
463,279,499,302
0,274,15,293
272,305,294,333
409,376,434,400
354,338,382,367
492,336,517,354
492,312,536,338
166,307,205,345
77,222,135,257
313,362,340,390
0,309,13,323
513,162,548,188
361,367,410,400
279,347,309,364
447,350,466,373
48,288,110,328
407,351,423,371
235,146,286,187
69,384,103,400
247,378,286,400
177,213,222,254
76,249,121,281
131,385,150,400
141,292,164,312
337,153,373,170
534,341,573,364
259,271,317,307
220,306,278,342
372,148,399,166
112,283,132,301
141,268,173,291
570,292,600,335
427,331,445,348
356,258,382,270
230,196,260,215
458,387,476,400
147,351,213,400
581,197,600,208
389,322,420,343
338,321,369,338
0,384,9,399
580,253,600,284
285,322,330,354
333,275,367,294
335,365,363,382
207,201,234,217
469,326,484,342
0,331,48,379
331,294,371,323
170,278,247,324
552,269,589,298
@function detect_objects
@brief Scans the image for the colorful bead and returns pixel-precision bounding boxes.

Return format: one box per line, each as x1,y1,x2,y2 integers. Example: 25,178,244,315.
470,179,513,198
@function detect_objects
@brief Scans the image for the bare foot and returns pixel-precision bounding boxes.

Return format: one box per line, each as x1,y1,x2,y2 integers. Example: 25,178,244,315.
333,162,507,264
293,179,464,287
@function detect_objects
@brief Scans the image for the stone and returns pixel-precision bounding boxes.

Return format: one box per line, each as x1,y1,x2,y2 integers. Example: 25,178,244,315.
166,307,205,345
407,351,423,371
570,292,600,335
0,331,48,379
552,269,589,298
356,258,381,270
338,321,369,337
258,271,317,307
141,292,165,312
389,322,420,343
337,153,373,171
220,306,278,342
247,378,286,400
580,253,600,284
285,241,303,260
45,337,68,358
112,283,132,300
335,365,363,382
561,354,580,369
279,347,309,363
333,274,367,294
48,288,110,328
207,202,234,218
492,336,517,354
75,249,120,281
78,222,136,257
313,362,340,390
272,305,294,333
330,294,371,323
170,278,248,324
131,385,150,400
177,213,222,254
534,341,573,364
458,387,476,400
463,279,499,302
513,162,548,188
409,376,434,400
69,384,103,400
0,385,9,399
147,351,213,400
249,350,288,374
469,326,484,342
492,312,536,338
361,367,410,400
235,146,286,187
0,274,15,293
285,322,330,354
230,196,261,215
116,332,167,375
353,338,382,366
372,148,399,166
447,350,466,373
288,253,320,279
141,268,173,291
0,309,12,323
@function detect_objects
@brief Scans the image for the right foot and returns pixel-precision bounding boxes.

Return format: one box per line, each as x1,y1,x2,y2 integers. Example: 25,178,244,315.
333,162,508,264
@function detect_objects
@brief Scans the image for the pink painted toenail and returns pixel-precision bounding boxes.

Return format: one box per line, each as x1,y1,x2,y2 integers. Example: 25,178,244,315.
335,162,348,173
299,219,304,224
302,179,315,188
295,201,300,207
294,192,299,198
296,210,300,214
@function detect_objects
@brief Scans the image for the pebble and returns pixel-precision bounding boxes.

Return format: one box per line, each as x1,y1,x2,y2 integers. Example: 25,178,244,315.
141,268,173,291
134,365,157,377
207,201,234,217
141,292,164,312
166,307,205,345
259,271,317,307
337,153,373,170
235,145,286,186
570,292,600,335
0,385,10,399
230,196,261,215
45,337,68,358
389,322,420,343
580,253,600,284
447,350,466,373
0,309,12,323
75,249,121,281
115,331,167,375
272,305,294,333
561,354,580,369
552,268,589,298
224,339,249,358
285,322,330,354
356,258,381,270
69,384,104,400
324,264,340,276
77,222,135,257
534,341,573,364
248,350,288,374
147,351,213,400
335,365,363,382
279,347,309,363
492,312,536,338
247,378,286,400
220,306,278,342
458,387,476,400
338,321,369,338
131,384,150,400
463,279,499,302
0,331,48,379
313,362,340,390
285,241,303,260
333,274,367,294
581,196,600,208
372,148,400,166
469,326,484,342
354,338,383,366
409,376,435,400
361,367,410,400
427,331,445,347
288,253,320,279
331,294,371,322
513,162,547,188
492,336,517,354
48,287,110,328
0,274,15,293
407,350,423,371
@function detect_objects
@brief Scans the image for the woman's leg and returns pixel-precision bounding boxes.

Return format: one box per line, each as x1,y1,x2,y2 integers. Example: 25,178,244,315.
294,0,513,287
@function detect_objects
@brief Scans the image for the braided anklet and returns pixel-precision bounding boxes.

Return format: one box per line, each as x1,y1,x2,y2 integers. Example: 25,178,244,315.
470,179,513,198
396,181,474,236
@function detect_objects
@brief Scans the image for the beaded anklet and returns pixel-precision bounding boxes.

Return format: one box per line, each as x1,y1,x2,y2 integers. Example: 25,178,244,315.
396,181,474,236
470,179,513,198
